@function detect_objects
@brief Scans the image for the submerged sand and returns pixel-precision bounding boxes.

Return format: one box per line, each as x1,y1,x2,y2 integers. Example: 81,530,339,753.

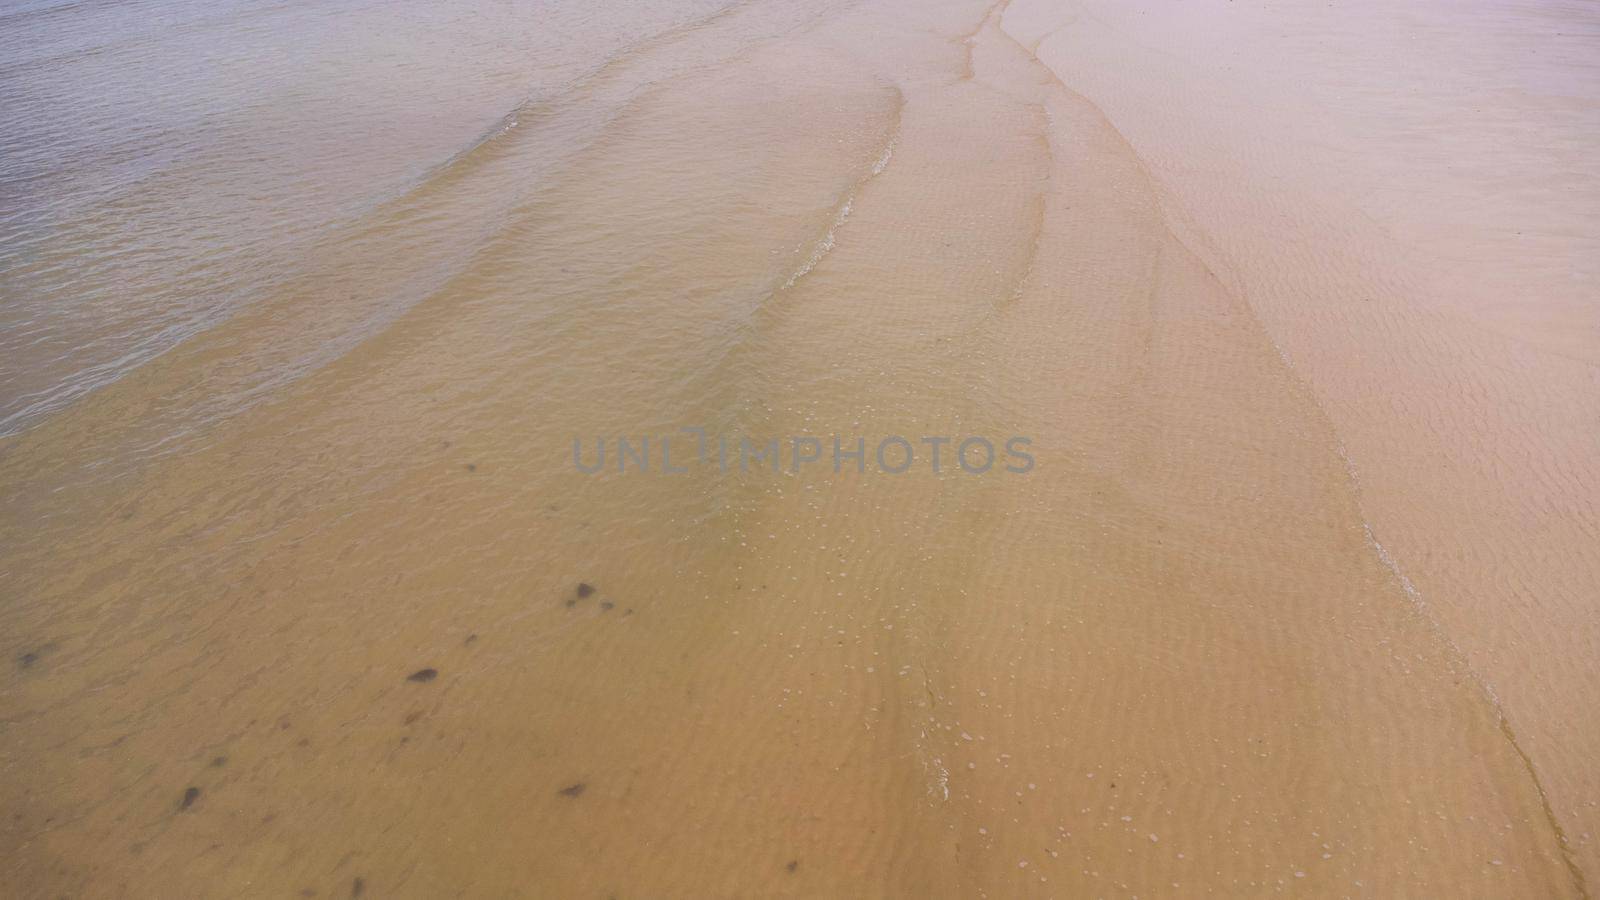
2,0,1597,896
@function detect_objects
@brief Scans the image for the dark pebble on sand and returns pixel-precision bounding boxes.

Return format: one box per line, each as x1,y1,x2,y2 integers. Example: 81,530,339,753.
351,876,365,898
407,668,438,683
181,787,201,810
558,783,586,798
787,860,799,873
600,601,614,611
211,756,227,767
19,651,38,668
576,583,595,598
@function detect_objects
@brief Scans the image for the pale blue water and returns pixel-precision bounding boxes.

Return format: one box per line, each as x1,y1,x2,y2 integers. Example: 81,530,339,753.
0,0,733,435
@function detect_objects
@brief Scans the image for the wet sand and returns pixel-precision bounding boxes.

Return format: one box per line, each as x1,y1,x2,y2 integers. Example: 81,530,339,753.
3,0,1598,896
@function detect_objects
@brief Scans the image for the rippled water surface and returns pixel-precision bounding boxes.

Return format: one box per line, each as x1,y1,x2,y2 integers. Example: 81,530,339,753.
3,0,1598,896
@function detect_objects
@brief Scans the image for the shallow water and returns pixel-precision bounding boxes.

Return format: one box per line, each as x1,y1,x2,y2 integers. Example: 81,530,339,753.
3,0,1597,895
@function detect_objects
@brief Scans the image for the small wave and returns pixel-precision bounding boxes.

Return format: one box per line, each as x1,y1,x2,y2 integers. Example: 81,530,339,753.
871,141,894,175
778,107,900,292
781,198,850,290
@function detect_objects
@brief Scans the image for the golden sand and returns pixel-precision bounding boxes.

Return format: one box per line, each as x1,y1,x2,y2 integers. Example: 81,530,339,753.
3,0,1596,896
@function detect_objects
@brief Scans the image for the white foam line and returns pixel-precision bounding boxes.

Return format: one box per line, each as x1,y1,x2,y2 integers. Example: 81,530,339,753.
780,135,896,291
781,199,850,290
871,141,895,175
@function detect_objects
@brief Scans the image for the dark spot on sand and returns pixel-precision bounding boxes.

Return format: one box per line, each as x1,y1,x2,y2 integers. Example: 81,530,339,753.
624,609,633,616
576,583,595,598
565,598,577,608
17,642,57,668
404,711,422,725
464,633,478,645
600,601,614,611
350,876,365,898
464,463,477,472
787,860,799,873
299,890,316,898
558,783,586,798
211,756,227,767
297,738,310,747
180,787,201,810
407,668,438,683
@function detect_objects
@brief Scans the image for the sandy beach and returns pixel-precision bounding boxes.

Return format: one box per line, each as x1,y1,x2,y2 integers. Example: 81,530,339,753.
3,0,1598,895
